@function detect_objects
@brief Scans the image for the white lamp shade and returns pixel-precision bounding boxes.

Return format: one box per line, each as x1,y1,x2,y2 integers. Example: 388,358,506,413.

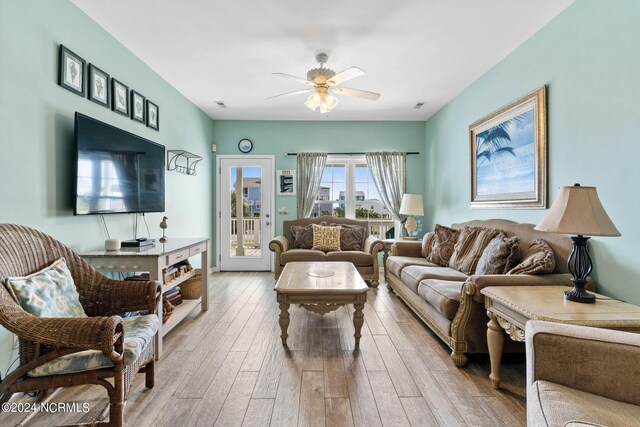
399,194,424,216
534,185,620,237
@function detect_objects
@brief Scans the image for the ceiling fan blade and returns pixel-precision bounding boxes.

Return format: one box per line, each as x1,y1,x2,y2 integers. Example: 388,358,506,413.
272,73,314,85
331,87,380,101
327,67,365,86
267,89,313,100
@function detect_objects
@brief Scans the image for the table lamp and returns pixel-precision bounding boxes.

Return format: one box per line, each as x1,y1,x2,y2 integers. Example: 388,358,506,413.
399,194,424,240
534,184,620,303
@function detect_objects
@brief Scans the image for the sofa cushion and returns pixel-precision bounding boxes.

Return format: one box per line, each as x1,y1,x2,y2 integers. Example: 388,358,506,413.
400,265,437,294
28,314,159,377
508,239,556,275
281,249,327,264
421,232,435,258
312,224,341,252
426,224,460,267
326,251,373,267
4,258,87,319
417,280,464,320
527,380,640,427
330,223,366,251
448,226,503,275
386,256,438,279
476,235,520,275
291,224,314,249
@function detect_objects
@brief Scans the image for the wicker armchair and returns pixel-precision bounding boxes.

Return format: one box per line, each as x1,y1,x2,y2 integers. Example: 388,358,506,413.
0,224,161,427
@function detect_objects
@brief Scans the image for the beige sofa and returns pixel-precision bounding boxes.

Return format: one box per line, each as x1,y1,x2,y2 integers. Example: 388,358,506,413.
269,216,383,286
526,320,640,426
386,219,591,366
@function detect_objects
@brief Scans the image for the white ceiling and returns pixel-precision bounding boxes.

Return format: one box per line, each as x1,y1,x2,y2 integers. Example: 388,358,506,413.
72,0,573,121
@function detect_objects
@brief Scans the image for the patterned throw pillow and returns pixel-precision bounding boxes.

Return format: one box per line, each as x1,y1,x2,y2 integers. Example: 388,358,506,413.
421,232,435,258
4,258,87,318
448,226,503,275
291,224,314,249
476,235,520,275
330,223,366,251
311,224,341,252
507,239,556,275
426,225,461,267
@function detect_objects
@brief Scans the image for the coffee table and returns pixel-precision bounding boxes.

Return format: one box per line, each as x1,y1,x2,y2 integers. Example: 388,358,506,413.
482,285,640,389
274,261,368,348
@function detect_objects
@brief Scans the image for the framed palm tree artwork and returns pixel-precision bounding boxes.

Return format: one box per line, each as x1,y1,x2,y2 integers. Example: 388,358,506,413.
469,86,547,208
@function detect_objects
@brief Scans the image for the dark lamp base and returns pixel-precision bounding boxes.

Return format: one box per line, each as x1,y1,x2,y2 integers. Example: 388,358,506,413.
564,286,596,304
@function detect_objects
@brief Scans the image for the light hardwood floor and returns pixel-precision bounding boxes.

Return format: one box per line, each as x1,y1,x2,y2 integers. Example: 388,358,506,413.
0,272,526,426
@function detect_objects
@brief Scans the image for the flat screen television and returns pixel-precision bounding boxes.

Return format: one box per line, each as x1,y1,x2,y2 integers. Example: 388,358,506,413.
74,112,165,215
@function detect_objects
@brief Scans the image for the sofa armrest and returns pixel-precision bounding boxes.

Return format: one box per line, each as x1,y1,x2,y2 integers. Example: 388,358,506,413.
526,320,640,406
466,273,595,303
391,241,422,257
268,235,289,254
364,235,383,255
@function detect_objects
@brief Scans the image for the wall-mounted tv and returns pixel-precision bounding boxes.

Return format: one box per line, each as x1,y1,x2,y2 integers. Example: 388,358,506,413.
74,112,165,215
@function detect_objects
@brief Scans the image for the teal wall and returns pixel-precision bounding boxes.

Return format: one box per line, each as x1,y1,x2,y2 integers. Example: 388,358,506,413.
212,121,427,236
0,1,215,374
425,0,640,304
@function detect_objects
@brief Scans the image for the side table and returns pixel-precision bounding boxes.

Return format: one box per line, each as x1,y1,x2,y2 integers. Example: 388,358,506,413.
481,285,640,389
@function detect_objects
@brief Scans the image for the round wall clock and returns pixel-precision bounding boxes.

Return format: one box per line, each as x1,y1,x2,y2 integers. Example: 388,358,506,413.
238,138,253,153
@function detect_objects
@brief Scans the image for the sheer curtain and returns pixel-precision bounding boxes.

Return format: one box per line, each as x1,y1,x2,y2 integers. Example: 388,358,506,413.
297,152,328,218
365,152,406,223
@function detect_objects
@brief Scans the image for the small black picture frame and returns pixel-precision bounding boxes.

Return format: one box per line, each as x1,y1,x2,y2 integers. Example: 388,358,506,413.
111,78,129,116
146,100,159,131
131,90,146,123
88,64,110,108
59,45,85,97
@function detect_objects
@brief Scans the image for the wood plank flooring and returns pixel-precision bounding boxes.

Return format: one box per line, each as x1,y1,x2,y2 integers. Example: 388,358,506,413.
0,271,526,426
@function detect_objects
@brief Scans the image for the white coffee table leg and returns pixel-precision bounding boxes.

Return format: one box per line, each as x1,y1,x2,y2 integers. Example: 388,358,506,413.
353,303,365,348
279,302,290,345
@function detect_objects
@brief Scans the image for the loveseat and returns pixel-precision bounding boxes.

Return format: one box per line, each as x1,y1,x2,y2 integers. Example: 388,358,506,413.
386,219,591,366
269,216,383,286
526,320,640,426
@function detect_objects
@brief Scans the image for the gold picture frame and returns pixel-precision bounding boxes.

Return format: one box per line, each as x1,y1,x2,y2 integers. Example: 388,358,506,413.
470,86,547,208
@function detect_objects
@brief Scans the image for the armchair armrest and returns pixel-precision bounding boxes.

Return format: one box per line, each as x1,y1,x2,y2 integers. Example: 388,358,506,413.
12,315,124,357
269,235,289,254
391,241,422,257
467,273,595,303
91,276,161,317
364,235,383,255
526,320,640,406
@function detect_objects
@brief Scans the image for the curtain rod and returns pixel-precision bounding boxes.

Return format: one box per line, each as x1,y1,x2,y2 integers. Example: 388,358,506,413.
286,152,420,156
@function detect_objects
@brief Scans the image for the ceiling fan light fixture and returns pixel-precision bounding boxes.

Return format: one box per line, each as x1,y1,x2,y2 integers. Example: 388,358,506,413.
304,92,322,111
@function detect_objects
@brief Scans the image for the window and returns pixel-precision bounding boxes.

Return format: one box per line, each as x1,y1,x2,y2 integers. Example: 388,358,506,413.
311,156,394,236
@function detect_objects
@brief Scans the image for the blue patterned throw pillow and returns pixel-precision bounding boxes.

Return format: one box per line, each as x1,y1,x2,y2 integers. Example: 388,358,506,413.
4,258,87,318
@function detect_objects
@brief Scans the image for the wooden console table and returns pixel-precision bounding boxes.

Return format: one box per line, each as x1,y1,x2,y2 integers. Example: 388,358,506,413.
81,238,209,359
481,285,640,389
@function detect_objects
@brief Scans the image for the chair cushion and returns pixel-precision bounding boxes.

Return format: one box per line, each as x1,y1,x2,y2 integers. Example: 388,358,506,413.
448,226,503,275
312,224,341,252
291,224,314,249
4,258,87,318
281,249,327,264
417,280,464,320
326,251,372,267
476,235,520,275
28,314,159,377
386,256,438,278
426,224,460,267
527,380,640,427
508,239,556,275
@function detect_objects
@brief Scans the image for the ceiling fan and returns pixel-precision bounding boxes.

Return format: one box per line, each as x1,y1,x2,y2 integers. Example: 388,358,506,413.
268,53,381,113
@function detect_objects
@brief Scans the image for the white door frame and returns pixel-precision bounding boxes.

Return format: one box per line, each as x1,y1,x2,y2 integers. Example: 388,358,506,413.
216,154,275,271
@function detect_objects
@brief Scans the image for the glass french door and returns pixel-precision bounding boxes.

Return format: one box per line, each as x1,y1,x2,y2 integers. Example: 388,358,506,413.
218,156,273,271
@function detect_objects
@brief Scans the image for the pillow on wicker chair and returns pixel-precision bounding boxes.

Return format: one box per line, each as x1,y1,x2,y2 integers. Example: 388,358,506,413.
4,257,86,318
426,224,460,266
476,235,520,275
312,224,341,252
291,224,314,249
507,239,556,275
